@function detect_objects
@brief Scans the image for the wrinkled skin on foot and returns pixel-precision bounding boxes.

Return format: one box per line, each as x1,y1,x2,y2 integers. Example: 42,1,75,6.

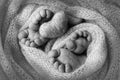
0,0,120,80
39,11,68,38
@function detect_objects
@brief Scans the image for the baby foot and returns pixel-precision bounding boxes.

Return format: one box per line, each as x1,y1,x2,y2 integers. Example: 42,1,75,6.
39,11,68,38
48,31,91,73
18,9,53,47
65,30,91,55
29,9,53,31
48,49,73,73
18,29,48,47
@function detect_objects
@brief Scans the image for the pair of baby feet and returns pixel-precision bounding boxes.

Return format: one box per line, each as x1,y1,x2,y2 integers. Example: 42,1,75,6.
48,30,91,73
18,8,92,73
18,8,68,47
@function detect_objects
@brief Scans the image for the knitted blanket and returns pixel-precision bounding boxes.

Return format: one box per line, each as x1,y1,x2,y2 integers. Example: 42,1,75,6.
0,0,119,80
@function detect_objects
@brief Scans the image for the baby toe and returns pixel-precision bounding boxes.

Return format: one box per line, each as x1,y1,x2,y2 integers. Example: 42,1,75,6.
34,38,42,46
82,31,88,38
18,30,28,40
29,24,39,31
49,58,56,64
54,61,60,69
20,38,27,44
65,40,76,51
71,32,82,40
59,64,65,73
46,9,54,19
39,9,46,18
48,49,60,58
30,42,37,47
25,40,31,46
65,64,72,73
86,32,92,42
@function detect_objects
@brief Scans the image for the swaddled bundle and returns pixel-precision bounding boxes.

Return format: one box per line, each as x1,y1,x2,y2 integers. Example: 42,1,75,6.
0,0,119,80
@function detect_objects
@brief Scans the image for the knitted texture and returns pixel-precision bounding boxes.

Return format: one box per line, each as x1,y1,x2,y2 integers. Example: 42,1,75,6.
0,0,119,80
